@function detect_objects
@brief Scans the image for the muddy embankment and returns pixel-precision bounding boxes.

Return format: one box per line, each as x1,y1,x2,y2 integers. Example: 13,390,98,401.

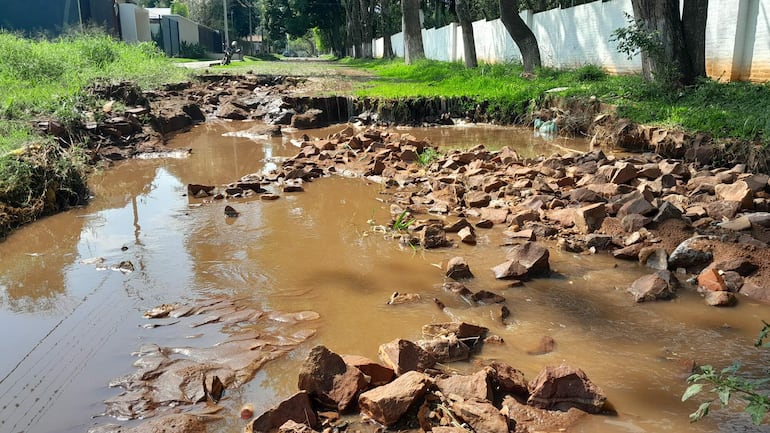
15,74,770,433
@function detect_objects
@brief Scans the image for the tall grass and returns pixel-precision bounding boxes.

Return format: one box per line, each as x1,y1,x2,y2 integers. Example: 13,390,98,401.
0,30,191,149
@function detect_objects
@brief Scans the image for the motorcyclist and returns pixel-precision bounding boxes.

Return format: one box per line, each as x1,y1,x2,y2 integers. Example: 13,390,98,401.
221,41,240,65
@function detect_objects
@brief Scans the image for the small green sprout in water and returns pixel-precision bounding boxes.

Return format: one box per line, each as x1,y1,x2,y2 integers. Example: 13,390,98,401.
392,210,415,231
417,147,441,166
683,320,770,425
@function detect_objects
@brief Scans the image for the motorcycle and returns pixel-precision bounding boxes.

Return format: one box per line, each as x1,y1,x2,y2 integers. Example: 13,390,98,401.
221,42,241,65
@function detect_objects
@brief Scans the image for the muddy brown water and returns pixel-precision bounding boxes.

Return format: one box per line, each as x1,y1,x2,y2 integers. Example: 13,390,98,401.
1,122,770,433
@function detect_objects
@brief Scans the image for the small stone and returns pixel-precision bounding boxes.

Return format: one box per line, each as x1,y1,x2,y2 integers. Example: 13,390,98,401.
224,205,239,217
458,226,477,245
705,291,737,307
574,203,606,234
628,270,676,302
715,181,753,209
446,256,474,280
697,268,727,292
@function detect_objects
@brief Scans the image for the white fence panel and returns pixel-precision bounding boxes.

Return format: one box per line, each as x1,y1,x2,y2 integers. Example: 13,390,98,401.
372,0,770,81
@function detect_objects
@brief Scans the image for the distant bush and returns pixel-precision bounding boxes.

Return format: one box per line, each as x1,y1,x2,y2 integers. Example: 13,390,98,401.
179,41,206,59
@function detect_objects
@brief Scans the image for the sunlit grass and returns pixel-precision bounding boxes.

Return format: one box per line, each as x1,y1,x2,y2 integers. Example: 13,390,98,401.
343,58,770,144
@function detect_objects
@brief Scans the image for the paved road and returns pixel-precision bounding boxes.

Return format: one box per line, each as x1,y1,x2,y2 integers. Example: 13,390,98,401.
175,60,222,69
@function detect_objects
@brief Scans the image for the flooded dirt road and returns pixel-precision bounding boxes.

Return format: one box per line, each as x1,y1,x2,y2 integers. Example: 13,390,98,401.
1,122,770,433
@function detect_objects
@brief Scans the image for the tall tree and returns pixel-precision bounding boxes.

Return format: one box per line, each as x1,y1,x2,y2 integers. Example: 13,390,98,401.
455,0,477,68
681,0,708,79
402,0,425,64
379,0,394,58
499,0,541,73
630,0,707,85
358,0,376,57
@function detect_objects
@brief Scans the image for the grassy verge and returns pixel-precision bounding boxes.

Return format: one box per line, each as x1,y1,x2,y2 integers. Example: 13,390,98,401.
0,30,191,238
342,58,770,146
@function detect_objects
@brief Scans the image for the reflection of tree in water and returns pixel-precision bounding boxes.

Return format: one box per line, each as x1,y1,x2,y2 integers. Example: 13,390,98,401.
0,161,162,313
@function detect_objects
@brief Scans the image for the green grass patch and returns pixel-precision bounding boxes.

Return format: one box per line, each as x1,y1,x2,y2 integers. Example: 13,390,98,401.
0,30,191,135
342,58,770,144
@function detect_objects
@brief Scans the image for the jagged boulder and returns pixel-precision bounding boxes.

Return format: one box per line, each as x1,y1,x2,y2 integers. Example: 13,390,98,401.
358,371,432,426
527,364,607,414
246,392,318,433
628,270,676,302
378,339,436,375
297,346,368,412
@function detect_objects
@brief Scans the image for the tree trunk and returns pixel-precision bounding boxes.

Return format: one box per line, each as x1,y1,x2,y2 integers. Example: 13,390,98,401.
402,0,425,64
359,0,375,58
682,0,708,79
631,0,693,85
455,0,477,68
499,0,541,73
381,0,394,58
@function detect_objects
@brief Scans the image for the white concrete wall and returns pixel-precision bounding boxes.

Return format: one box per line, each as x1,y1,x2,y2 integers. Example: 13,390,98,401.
375,0,770,82
170,15,200,45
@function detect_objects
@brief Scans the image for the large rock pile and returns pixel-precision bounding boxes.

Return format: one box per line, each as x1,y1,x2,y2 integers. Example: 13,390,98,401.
246,322,609,433
218,125,769,306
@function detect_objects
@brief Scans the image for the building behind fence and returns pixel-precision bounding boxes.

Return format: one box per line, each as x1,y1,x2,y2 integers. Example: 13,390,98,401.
375,0,770,82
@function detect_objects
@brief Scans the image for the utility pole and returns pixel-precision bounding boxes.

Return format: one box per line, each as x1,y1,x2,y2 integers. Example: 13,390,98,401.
223,0,229,45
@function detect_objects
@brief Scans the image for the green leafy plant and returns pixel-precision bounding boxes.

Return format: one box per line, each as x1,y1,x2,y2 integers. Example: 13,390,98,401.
392,210,414,231
610,13,663,61
610,13,680,89
417,147,441,166
683,321,770,425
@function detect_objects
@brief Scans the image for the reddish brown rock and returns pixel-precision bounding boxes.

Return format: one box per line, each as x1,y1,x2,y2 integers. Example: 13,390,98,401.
715,181,754,209
574,203,606,234
446,256,474,280
501,396,588,433
247,392,318,433
488,361,529,397
612,243,645,260
297,345,368,412
527,364,607,414
277,420,315,433
422,322,488,340
697,268,727,292
417,334,471,363
457,226,476,245
705,290,737,307
617,198,655,219
465,191,491,208
378,339,436,375
421,224,449,249
716,258,759,276
358,371,432,426
342,355,395,387
491,259,529,280
470,290,506,304
435,368,494,401
628,270,676,302
480,207,510,225
450,397,510,433
706,201,741,220
739,280,770,303
505,241,550,277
